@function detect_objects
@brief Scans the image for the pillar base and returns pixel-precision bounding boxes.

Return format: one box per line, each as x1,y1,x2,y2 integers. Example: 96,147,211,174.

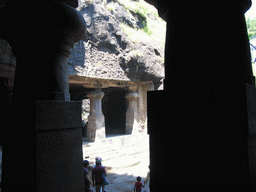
36,100,84,192
88,114,106,142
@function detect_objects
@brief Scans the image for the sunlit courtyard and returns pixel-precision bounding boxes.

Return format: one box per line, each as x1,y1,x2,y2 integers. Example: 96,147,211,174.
82,133,150,192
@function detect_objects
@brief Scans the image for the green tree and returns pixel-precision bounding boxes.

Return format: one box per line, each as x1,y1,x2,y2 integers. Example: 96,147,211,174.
246,17,256,64
246,17,256,41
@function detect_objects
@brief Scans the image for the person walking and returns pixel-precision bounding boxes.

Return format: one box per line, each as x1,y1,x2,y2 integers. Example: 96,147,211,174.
134,176,144,192
93,157,103,168
83,160,92,192
92,158,107,192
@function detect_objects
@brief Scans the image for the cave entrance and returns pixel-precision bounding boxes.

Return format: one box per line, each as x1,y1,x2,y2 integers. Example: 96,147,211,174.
102,87,128,136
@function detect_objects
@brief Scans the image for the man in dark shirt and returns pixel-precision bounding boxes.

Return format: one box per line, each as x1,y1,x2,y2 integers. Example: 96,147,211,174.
92,158,107,192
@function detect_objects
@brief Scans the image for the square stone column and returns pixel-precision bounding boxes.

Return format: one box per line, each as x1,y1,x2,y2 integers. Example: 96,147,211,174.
138,82,154,132
148,1,254,191
87,89,106,142
0,1,86,191
125,92,139,134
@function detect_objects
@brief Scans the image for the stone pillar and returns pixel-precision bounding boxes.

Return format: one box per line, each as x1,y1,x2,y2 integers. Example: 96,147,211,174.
87,89,106,142
125,92,139,134
35,2,86,192
138,82,154,133
146,0,255,191
0,1,86,191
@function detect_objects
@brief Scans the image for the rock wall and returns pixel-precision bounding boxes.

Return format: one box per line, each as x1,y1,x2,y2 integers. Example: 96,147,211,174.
68,0,165,84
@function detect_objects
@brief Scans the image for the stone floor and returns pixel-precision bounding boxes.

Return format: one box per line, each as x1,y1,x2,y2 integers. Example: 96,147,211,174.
84,133,150,192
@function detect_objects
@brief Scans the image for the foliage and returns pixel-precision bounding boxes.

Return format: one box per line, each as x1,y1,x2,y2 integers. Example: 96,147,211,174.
118,0,166,46
107,4,115,12
117,0,156,36
142,24,153,36
120,23,150,43
82,111,90,122
246,16,256,66
246,17,256,84
246,17,256,41
96,61,102,66
129,49,144,57
118,0,158,18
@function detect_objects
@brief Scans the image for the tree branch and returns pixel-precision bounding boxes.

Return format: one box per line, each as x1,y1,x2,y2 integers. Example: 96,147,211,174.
250,43,256,50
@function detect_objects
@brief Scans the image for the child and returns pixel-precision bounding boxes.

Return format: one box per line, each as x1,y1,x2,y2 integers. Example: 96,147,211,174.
134,176,144,192
83,160,92,192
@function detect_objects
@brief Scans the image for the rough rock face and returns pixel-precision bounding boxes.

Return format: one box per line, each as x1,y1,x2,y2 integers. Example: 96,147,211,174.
67,0,165,84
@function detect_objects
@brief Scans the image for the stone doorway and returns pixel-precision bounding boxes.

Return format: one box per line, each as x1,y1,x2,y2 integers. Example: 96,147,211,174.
102,87,128,136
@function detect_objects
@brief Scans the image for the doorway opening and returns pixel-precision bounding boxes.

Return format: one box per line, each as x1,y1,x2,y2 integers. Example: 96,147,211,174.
102,87,128,136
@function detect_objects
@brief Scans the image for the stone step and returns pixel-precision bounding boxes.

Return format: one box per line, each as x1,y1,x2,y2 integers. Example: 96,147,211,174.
83,141,147,160
83,146,114,157
83,150,115,158
86,153,143,170
84,147,148,170
84,142,147,162
104,149,149,169
83,134,149,168
103,153,141,169
85,148,144,166
99,148,148,167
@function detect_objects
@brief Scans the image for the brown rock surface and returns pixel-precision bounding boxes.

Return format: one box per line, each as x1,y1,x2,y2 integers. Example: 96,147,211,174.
67,0,165,84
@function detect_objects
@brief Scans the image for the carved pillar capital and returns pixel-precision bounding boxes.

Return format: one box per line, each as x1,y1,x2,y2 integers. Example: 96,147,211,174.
48,1,86,100
87,89,105,100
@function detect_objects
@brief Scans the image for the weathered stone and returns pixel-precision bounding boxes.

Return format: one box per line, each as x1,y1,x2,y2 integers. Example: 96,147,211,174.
67,0,165,84
138,82,154,131
37,128,84,192
87,89,106,141
125,92,139,134
36,100,82,130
